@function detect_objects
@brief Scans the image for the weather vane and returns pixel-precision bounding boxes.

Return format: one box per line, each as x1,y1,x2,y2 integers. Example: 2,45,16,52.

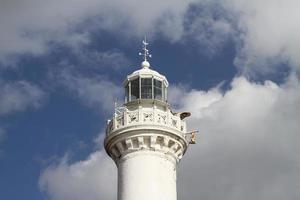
139,36,152,61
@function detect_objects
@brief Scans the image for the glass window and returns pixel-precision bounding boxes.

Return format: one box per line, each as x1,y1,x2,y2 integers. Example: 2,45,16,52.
141,78,152,99
164,84,167,101
125,83,129,102
131,78,139,100
154,79,162,100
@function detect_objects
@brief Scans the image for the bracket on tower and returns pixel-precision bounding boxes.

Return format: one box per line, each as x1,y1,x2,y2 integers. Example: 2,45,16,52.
186,130,198,144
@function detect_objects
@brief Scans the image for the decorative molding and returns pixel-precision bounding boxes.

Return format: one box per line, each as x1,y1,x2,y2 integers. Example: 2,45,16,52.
171,118,177,128
157,113,167,124
143,112,153,122
128,111,138,123
106,106,186,136
107,134,185,162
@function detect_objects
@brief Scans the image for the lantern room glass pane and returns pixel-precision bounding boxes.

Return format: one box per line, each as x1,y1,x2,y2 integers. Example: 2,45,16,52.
154,79,162,100
141,78,152,99
131,78,139,100
164,85,167,101
125,83,129,102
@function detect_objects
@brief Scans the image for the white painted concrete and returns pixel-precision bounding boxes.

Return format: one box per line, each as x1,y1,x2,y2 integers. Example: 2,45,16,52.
118,151,177,200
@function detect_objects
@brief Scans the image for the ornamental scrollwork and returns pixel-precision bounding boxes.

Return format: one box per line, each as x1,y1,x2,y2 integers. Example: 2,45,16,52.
171,118,177,128
143,112,153,122
116,115,123,128
128,112,138,123
157,113,167,124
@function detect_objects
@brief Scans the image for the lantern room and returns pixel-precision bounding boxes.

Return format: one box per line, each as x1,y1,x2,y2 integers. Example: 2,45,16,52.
124,60,169,103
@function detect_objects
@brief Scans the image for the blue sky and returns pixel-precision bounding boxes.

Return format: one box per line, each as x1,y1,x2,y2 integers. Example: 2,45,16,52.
0,1,300,200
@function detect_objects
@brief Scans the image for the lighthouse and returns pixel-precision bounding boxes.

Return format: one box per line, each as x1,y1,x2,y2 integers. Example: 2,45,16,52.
104,38,195,200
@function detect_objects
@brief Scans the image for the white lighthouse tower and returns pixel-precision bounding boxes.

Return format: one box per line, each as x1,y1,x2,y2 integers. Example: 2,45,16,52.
104,39,195,200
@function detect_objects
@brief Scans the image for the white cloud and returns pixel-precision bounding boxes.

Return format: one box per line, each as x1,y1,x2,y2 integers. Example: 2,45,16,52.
73,50,131,70
175,75,300,200
2,0,299,75
221,0,300,73
186,17,233,55
182,1,235,55
40,75,300,200
0,79,45,150
0,0,197,64
0,80,45,115
180,0,300,73
39,151,117,200
0,0,92,63
59,69,122,113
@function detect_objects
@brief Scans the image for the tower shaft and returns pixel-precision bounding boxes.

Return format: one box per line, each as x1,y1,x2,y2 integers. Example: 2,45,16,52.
118,151,176,200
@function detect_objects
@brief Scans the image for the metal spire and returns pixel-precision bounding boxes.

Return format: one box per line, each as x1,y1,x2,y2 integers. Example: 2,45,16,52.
139,36,152,62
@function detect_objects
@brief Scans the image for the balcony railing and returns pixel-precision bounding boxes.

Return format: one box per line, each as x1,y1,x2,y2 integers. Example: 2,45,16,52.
106,106,186,136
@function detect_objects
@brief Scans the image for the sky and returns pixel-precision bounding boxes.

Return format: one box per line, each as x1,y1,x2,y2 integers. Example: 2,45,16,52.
0,0,300,199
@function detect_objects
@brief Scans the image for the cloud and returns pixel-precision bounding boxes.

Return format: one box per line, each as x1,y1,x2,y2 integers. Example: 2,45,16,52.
0,0,197,64
40,75,300,200
0,80,45,115
58,69,122,113
180,0,300,73
175,75,300,200
39,151,117,200
0,79,45,152
221,0,300,73
182,1,235,55
0,0,91,64
72,50,131,70
2,0,299,76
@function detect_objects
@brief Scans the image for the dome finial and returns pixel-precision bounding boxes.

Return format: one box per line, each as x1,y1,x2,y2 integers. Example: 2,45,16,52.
139,36,151,68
